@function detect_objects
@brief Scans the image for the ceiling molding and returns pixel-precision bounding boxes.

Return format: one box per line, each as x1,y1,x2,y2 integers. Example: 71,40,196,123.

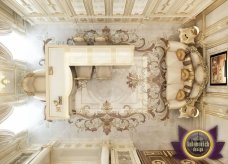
0,1,28,31
1,0,215,24
143,0,158,17
104,0,112,16
205,16,228,37
124,0,135,16
84,0,94,16
58,0,75,17
202,0,226,16
205,36,228,49
24,13,193,19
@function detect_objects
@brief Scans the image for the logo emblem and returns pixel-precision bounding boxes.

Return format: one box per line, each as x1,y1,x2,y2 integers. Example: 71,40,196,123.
182,130,214,160
172,126,225,160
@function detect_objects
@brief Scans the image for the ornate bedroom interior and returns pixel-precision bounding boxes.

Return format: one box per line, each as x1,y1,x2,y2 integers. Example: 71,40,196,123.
0,0,227,163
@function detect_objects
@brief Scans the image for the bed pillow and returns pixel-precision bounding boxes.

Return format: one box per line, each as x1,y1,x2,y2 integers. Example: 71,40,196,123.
183,54,195,80
181,69,190,81
176,89,186,101
176,48,186,61
183,53,192,66
183,79,194,96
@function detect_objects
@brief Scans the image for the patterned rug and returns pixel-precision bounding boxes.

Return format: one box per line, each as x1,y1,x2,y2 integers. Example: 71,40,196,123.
74,39,168,118
75,56,148,113
137,150,209,164
69,39,169,134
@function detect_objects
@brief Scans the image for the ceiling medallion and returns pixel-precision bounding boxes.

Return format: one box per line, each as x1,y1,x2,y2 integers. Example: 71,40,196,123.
69,101,146,135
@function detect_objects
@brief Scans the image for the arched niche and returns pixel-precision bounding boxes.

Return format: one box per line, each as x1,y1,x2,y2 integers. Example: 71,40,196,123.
0,105,13,124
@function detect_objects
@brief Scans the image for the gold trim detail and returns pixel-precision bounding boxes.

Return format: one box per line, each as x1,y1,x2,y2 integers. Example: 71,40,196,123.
183,46,208,107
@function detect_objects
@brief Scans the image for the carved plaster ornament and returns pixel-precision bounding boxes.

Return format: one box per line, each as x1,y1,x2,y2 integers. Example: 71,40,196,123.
178,26,199,44
179,104,199,118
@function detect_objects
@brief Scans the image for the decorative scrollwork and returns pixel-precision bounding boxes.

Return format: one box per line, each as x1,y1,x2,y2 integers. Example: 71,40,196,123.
68,26,147,49
126,72,142,89
69,101,146,135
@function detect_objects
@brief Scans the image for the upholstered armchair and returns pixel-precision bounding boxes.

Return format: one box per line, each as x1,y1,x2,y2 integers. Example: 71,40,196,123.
22,69,46,101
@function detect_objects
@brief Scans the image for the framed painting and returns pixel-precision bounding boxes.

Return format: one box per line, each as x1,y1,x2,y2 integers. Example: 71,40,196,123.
210,51,227,85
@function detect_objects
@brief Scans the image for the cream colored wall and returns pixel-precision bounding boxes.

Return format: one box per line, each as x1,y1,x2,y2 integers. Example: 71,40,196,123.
196,0,228,163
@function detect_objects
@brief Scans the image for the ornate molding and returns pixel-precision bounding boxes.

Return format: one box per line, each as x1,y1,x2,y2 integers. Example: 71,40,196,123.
205,36,228,49
0,1,28,32
205,110,228,120
1,0,215,24
205,16,228,37
205,92,228,97
68,26,149,50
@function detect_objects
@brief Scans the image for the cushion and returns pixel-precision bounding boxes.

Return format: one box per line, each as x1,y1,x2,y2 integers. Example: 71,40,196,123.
169,100,186,109
181,69,190,81
166,83,183,100
166,51,183,67
183,59,195,80
176,89,186,101
183,79,194,97
95,36,106,42
176,49,186,61
166,66,182,84
73,36,84,42
183,54,192,66
168,41,188,51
